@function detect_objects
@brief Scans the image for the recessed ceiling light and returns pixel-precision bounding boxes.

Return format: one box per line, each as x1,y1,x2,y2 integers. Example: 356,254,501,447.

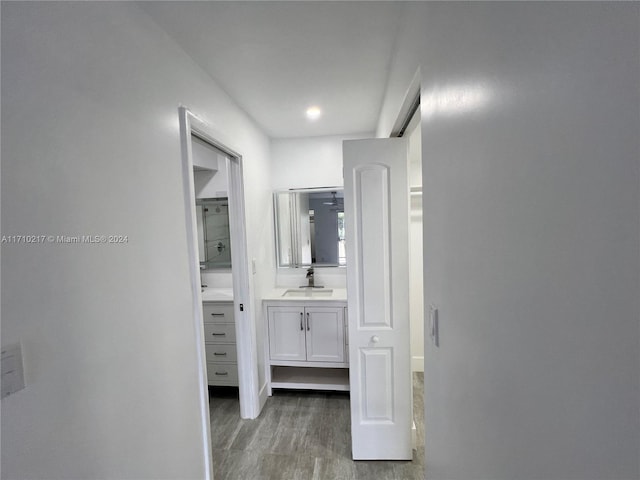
306,106,322,121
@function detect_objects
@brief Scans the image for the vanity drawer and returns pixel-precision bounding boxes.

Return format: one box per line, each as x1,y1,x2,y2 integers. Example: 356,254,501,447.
204,323,236,343
203,303,235,323
207,362,239,386
205,343,237,363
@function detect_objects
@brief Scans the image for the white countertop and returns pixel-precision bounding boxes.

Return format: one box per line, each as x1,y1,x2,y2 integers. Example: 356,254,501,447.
202,287,347,302
262,287,347,302
201,287,234,302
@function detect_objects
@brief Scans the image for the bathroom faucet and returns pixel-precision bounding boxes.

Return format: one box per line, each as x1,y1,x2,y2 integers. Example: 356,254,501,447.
298,267,323,288
306,267,315,287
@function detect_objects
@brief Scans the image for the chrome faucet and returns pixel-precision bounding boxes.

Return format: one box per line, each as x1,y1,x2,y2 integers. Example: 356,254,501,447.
298,267,324,288
306,267,315,287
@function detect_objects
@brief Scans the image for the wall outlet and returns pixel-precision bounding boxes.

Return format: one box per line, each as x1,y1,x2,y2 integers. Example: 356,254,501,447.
2,343,25,399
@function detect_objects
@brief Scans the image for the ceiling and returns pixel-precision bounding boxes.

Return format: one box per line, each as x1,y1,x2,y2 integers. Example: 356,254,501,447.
139,1,406,139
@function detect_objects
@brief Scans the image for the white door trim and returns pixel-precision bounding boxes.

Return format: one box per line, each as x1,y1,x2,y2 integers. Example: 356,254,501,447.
178,107,212,480
389,67,421,138
178,107,259,476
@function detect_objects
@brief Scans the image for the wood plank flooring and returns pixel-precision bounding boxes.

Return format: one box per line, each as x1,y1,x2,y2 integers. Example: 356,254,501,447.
208,372,425,480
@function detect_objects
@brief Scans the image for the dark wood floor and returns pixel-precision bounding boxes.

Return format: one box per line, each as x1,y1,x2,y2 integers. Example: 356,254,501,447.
208,372,425,480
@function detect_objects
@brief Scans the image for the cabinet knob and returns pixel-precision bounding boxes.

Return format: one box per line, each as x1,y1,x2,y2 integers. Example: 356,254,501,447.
371,335,380,344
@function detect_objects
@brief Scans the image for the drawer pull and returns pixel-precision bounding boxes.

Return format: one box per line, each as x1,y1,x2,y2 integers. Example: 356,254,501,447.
211,333,226,336
210,313,225,317
213,352,227,356
215,372,229,376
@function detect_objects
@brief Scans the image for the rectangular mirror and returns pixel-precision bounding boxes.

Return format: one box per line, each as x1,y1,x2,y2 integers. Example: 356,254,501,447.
274,188,346,268
196,197,232,269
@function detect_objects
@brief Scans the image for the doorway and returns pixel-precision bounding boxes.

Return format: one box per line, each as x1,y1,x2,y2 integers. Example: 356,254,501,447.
404,105,424,462
388,73,425,472
342,73,423,463
178,107,259,479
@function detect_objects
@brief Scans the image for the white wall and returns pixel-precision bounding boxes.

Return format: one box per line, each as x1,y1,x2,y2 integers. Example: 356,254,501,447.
380,3,640,479
194,164,229,200
270,133,369,190
191,135,220,172
1,3,273,479
270,134,369,288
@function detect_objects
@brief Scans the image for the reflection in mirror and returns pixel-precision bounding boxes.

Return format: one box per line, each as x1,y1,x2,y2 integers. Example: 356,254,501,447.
196,197,232,269
274,188,345,268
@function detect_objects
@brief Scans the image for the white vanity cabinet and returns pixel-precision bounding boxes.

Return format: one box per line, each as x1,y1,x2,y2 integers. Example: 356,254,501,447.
264,298,348,392
203,302,238,386
268,306,345,363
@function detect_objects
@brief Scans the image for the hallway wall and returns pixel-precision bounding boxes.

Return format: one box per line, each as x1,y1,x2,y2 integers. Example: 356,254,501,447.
379,3,640,479
1,3,273,479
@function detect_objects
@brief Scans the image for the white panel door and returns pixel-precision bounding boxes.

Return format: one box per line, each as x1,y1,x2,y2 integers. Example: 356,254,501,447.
343,138,412,460
267,306,306,362
305,307,345,363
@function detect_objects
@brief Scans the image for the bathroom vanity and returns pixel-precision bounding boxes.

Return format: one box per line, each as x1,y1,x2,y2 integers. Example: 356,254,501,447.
263,288,348,393
201,288,238,386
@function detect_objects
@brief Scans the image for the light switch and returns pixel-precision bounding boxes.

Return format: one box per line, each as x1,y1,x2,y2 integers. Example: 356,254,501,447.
2,343,25,399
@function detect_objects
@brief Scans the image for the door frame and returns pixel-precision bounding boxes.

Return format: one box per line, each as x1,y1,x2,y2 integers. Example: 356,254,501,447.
178,106,259,476
342,67,422,461
388,69,425,471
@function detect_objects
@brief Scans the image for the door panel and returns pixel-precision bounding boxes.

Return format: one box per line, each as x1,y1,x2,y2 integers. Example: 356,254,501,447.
360,348,394,421
354,165,392,329
344,138,412,460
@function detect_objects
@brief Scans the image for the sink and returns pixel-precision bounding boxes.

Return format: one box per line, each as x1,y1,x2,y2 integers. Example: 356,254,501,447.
282,288,334,298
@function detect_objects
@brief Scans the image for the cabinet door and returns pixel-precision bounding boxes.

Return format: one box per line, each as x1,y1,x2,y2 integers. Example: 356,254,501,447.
268,306,306,361
305,307,345,363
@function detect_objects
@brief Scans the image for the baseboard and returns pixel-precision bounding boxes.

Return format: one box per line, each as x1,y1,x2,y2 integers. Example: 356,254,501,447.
411,420,417,450
258,381,269,412
412,356,424,372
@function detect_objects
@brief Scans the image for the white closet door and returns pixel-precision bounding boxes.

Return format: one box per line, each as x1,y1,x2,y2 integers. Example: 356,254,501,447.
343,138,412,460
